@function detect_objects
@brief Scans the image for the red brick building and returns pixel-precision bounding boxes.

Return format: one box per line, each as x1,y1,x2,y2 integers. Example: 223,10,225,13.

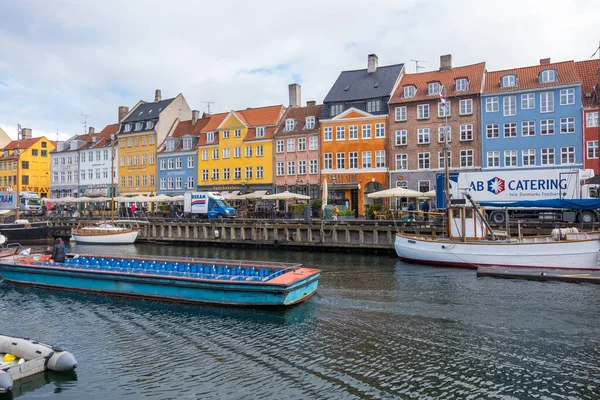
575,59,600,175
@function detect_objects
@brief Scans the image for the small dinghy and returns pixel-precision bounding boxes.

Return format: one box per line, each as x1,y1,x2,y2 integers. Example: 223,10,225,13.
0,334,78,393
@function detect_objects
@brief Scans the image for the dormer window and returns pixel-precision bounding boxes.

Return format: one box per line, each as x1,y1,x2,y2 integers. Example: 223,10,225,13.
540,69,556,83
428,82,440,95
183,137,193,150
456,78,468,92
135,122,143,131
366,100,381,113
284,119,296,132
305,117,315,130
403,85,415,98
207,132,215,143
166,139,175,152
146,121,154,130
501,74,517,88
123,124,131,133
330,104,344,116
256,127,266,138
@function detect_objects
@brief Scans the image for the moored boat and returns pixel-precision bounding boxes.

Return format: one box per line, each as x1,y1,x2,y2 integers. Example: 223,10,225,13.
0,219,49,244
0,334,78,394
0,253,320,306
71,223,138,244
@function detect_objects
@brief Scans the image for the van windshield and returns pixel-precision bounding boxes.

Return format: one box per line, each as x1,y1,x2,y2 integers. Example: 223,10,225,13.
28,198,41,206
214,199,228,208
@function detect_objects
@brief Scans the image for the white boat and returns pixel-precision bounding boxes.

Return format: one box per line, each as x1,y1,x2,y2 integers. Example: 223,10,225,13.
71,223,138,244
0,334,77,393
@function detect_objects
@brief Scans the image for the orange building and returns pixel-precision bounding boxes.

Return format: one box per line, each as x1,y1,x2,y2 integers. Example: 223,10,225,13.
321,54,404,216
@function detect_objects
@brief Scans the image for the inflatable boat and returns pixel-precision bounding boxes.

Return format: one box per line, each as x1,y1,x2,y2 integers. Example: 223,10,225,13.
0,334,78,393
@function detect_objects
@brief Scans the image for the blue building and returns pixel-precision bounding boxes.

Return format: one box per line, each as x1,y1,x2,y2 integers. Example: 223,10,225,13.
481,59,583,171
156,111,208,195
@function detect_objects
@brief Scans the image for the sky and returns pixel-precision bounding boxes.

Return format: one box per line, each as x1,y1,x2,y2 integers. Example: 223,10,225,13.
0,0,599,141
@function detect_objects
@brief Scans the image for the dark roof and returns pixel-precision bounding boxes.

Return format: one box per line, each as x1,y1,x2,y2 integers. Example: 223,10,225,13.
123,98,176,123
323,64,404,103
274,104,322,137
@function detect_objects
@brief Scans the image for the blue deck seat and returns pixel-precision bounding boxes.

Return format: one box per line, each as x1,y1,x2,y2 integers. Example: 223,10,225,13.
190,265,198,273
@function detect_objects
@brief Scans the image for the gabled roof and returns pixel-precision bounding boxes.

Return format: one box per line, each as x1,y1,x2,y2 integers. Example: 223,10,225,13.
3,137,43,150
200,112,229,133
274,104,322,137
90,123,120,149
123,97,176,123
484,60,580,94
159,117,212,153
237,105,284,126
323,63,404,103
574,59,600,108
390,62,485,104
245,127,276,141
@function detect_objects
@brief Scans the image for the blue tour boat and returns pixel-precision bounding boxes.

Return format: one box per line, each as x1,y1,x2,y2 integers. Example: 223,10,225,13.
0,253,320,306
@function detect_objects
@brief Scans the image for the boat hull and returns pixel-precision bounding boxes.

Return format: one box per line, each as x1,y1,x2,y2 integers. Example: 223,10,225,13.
0,222,49,243
0,259,320,307
395,234,600,270
71,230,138,244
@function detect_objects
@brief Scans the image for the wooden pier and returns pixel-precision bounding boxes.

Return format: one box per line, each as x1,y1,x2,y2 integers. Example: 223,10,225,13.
477,267,600,284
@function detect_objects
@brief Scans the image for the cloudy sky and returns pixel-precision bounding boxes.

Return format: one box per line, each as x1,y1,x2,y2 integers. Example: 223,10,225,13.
0,0,598,140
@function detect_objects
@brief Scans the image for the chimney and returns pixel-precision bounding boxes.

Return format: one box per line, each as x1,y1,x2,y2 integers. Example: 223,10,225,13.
21,128,32,140
118,106,129,123
306,100,316,106
88,126,95,135
155,89,162,102
540,58,551,65
288,83,301,108
191,110,200,125
367,54,378,73
440,54,452,71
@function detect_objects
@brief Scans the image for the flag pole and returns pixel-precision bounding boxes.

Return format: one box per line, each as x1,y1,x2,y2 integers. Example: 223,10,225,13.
442,86,450,237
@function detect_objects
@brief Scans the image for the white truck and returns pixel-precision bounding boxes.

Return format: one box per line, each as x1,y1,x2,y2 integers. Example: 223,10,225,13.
183,192,237,220
0,191,43,215
436,169,600,223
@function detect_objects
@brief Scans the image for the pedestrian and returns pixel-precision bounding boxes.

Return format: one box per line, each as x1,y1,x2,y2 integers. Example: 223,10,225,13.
131,203,137,217
332,205,339,221
407,202,415,222
52,238,66,263
422,200,430,221
169,203,176,219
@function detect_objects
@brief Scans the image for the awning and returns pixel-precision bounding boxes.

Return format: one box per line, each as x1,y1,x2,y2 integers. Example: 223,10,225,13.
329,183,360,190
83,188,108,197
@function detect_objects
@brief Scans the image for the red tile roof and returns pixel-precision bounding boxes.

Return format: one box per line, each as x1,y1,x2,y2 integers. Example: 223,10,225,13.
274,104,322,136
237,105,284,127
90,123,120,149
484,60,580,93
3,137,46,150
200,112,229,133
575,59,600,108
244,127,276,141
171,116,212,138
390,62,485,104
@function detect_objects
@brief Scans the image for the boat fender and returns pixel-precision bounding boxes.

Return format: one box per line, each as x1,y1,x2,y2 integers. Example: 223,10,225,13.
2,354,16,362
214,229,219,238
0,370,13,394
551,228,560,241
45,350,78,372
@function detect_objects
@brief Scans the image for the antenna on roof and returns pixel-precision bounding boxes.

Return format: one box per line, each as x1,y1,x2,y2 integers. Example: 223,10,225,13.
81,114,89,135
200,101,215,114
410,59,426,73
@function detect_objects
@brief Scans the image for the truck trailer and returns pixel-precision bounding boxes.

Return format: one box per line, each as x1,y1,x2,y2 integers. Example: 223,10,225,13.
436,169,600,223
183,192,237,220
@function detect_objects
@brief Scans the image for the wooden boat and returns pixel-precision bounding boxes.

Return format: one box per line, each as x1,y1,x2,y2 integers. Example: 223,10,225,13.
0,334,77,394
0,219,49,244
0,253,320,306
71,223,138,244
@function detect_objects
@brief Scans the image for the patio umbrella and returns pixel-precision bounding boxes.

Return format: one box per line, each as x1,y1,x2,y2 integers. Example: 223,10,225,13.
421,190,436,198
367,187,424,199
321,178,328,211
238,190,268,200
262,191,310,201
147,194,177,202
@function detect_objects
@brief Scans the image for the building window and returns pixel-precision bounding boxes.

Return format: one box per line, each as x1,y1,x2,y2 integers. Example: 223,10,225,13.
587,141,598,159
560,117,575,134
541,119,555,135
349,152,358,169
504,150,517,167
336,153,345,169
160,159,166,170
456,78,467,91
143,175,148,186
124,124,131,133
438,126,451,143
120,176,125,187
175,158,182,169
540,69,556,83
541,148,555,165
245,146,252,157
183,138,193,150
403,85,415,98
234,129,241,137
187,176,195,189
256,166,264,179
438,101,451,117
233,147,240,158
460,150,474,167
503,96,516,116
175,177,182,190
586,112,599,128
428,82,440,95
375,150,385,168
395,106,407,121
330,104,344,116
150,154,154,164
459,99,473,115
487,151,500,168
287,160,296,175
459,124,473,141
366,100,381,113
142,136,147,145
256,127,266,138
362,124,371,139
522,149,536,166
521,93,535,109
201,150,208,161
417,104,430,119
418,128,430,144
349,125,358,140
167,158,174,170
222,148,230,159
213,148,219,159
395,130,407,146
486,97,499,112
287,139,295,153
212,168,219,180
150,135,155,145
438,151,452,169
418,180,431,193
540,92,554,113
418,152,430,169
41,150,47,157
245,166,253,179
336,126,345,140
127,156,132,166
324,153,333,169
309,136,318,150
375,123,385,138
223,130,230,139
128,176,132,187
522,121,536,136
134,155,140,165
324,126,333,141
561,146,575,164
396,154,408,170
362,151,372,168
285,119,296,131
276,162,285,176
296,160,306,175
234,167,241,180
504,122,517,138
256,145,264,156
119,155,125,167
309,159,318,174
202,169,208,181
276,140,284,153
305,117,315,130
486,123,499,139
207,132,215,143
187,156,194,168
501,74,517,88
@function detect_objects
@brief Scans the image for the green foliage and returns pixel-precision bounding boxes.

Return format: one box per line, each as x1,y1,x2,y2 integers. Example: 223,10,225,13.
311,198,322,210
338,209,355,217
289,203,309,215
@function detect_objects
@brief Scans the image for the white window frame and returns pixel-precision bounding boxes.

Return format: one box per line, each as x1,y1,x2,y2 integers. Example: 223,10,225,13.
560,117,575,134
349,125,358,140
504,150,517,167
324,126,333,141
541,119,555,135
522,120,536,137
522,149,536,166
375,123,385,138
362,124,372,139
503,95,516,116
460,149,474,167
395,106,407,122
418,152,430,170
486,123,499,139
417,104,430,119
417,128,430,144
459,99,473,115
587,141,599,159
459,124,473,141
487,151,500,168
540,91,554,113
486,97,499,112
396,154,408,170
504,122,517,138
395,130,407,146
362,151,372,168
561,146,576,165
541,147,555,165
521,93,535,109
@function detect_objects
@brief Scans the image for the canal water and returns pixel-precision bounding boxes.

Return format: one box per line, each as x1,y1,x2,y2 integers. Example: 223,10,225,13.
1,243,599,399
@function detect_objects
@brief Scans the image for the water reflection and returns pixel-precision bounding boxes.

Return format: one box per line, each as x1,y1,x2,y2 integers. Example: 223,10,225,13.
0,371,78,400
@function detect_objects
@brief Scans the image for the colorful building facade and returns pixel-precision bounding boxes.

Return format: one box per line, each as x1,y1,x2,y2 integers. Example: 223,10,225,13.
481,59,583,171
78,124,119,198
575,60,600,175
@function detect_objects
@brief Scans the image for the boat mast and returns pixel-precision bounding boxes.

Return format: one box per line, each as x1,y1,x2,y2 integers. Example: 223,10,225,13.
15,125,20,221
443,85,450,237
111,134,115,224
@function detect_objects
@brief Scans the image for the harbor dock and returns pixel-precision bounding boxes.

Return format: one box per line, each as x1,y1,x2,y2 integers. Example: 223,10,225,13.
477,266,600,284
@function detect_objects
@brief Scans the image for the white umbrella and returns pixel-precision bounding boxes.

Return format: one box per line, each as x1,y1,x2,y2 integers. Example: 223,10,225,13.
421,190,436,198
73,196,94,203
321,178,328,211
367,187,424,199
238,190,268,200
56,196,77,203
262,191,310,201
222,191,240,200
171,195,184,202
147,194,176,202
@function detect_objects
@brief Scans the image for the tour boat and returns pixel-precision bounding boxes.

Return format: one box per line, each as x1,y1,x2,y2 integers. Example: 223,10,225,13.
0,334,78,394
0,253,320,306
0,219,49,243
71,223,138,244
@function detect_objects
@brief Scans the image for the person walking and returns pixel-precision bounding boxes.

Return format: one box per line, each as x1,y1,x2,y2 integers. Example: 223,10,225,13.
130,203,137,218
332,205,339,221
407,202,415,222
422,200,430,221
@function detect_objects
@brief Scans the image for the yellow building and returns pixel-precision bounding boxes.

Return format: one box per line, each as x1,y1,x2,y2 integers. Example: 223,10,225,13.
197,105,285,192
117,90,191,195
0,134,55,197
